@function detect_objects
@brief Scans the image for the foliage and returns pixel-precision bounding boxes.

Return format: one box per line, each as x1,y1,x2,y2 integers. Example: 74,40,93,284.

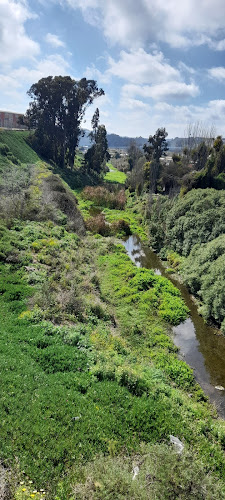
1,136,225,498
1,223,225,498
85,123,110,175
127,139,142,170
24,76,104,168
104,164,127,184
0,158,86,233
82,185,126,209
75,188,147,240
143,128,169,163
72,443,225,499
181,235,225,326
147,189,225,328
148,189,225,256
142,128,168,193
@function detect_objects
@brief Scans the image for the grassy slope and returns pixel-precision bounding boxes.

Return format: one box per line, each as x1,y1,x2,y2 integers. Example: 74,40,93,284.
0,130,40,164
1,133,225,498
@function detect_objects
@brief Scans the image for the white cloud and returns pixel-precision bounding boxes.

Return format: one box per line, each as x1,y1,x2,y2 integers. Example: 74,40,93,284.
10,55,70,85
210,39,225,51
120,97,149,111
63,0,225,50
122,82,199,101
178,62,196,75
0,0,39,63
84,64,111,85
208,67,225,81
45,33,65,48
0,54,71,113
107,49,180,85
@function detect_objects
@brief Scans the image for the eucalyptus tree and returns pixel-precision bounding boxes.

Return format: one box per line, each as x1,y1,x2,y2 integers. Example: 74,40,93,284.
24,76,104,168
143,128,168,192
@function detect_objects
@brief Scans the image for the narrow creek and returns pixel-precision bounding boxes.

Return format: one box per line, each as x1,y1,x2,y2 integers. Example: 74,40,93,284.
123,234,225,418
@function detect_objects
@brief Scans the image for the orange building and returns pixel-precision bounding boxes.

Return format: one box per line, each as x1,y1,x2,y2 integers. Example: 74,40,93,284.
0,110,25,129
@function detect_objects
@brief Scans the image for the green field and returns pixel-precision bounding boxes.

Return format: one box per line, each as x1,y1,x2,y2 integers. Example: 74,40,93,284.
104,163,127,184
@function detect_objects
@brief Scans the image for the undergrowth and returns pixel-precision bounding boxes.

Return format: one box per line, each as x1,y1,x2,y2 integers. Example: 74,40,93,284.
1,139,225,499
1,221,225,498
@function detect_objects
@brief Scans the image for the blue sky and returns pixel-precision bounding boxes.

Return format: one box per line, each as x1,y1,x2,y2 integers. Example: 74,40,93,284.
1,0,225,138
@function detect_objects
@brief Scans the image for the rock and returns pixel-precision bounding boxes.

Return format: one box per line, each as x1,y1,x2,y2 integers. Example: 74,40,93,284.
169,435,184,454
215,385,225,391
132,466,139,480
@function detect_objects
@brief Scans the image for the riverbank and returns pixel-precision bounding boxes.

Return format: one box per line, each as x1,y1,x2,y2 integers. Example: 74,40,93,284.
123,234,225,418
1,221,225,498
1,158,225,498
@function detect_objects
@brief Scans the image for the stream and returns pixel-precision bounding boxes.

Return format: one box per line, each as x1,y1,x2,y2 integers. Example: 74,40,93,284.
123,234,225,418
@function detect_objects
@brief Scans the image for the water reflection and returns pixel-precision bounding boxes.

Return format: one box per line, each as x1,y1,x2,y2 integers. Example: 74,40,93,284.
123,235,225,417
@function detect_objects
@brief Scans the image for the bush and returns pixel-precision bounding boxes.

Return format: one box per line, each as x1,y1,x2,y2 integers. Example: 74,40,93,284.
72,444,225,500
85,214,111,236
111,219,131,236
181,235,225,326
41,174,86,235
82,186,126,210
0,143,10,155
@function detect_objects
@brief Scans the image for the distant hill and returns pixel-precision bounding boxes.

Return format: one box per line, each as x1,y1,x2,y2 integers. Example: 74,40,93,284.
107,134,148,148
79,129,148,149
79,130,185,150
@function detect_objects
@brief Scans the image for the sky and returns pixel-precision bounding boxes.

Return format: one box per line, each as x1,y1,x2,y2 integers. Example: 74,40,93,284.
1,0,225,138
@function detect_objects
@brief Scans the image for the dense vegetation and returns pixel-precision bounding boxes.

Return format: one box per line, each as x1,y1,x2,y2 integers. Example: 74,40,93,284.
147,189,225,330
125,129,225,196
1,129,225,499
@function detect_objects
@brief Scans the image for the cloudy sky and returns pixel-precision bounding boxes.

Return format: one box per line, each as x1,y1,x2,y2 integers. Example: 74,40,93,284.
1,0,225,137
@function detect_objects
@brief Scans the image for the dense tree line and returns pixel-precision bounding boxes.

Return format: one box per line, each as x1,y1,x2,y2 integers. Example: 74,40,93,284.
125,127,225,195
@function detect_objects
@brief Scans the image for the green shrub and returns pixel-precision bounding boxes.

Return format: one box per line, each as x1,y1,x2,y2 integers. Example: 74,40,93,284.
181,235,225,326
0,143,10,155
72,444,225,500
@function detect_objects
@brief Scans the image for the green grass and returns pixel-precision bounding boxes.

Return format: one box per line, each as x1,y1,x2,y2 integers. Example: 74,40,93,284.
1,220,225,498
104,163,127,184
0,130,40,164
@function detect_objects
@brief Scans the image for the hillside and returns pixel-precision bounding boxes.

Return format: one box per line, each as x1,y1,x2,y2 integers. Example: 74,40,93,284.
1,131,225,499
0,130,40,165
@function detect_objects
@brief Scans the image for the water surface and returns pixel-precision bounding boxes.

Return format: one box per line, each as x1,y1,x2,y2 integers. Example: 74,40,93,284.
123,235,225,417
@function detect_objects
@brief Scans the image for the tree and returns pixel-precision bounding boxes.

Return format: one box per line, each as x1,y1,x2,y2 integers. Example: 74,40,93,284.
90,108,100,142
143,128,168,192
127,139,142,170
182,122,216,163
143,128,168,163
24,76,104,168
85,118,110,176
191,141,208,171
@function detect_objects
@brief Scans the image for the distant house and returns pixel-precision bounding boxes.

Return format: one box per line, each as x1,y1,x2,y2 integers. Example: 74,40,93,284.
0,110,26,129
